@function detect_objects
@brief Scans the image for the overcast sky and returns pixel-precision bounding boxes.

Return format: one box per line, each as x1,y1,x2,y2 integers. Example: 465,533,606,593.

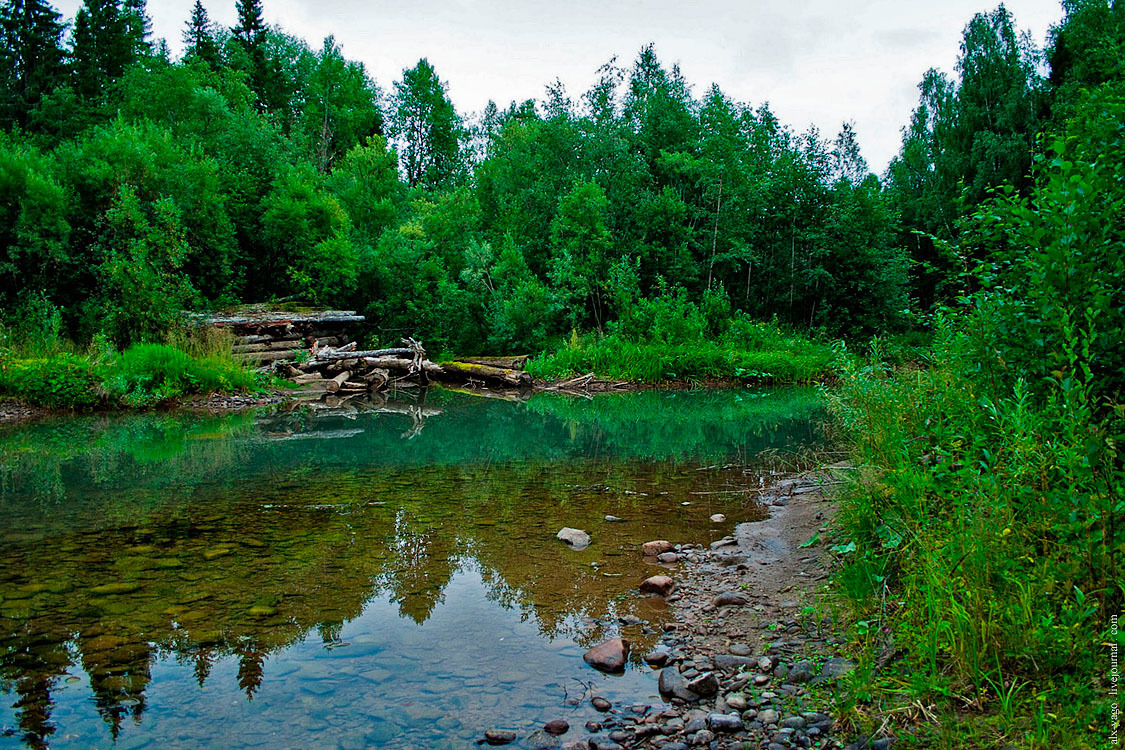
54,0,1065,172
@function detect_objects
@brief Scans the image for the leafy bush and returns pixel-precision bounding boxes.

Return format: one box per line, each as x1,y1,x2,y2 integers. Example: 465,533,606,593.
0,353,100,408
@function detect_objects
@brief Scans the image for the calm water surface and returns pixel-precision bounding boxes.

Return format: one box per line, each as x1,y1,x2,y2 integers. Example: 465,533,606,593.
0,387,824,749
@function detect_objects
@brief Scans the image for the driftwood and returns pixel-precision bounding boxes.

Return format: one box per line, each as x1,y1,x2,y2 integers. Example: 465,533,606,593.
455,355,530,371
325,371,352,394
437,361,532,387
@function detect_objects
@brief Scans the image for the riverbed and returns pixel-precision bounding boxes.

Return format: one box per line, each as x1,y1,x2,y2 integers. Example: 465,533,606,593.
0,387,825,749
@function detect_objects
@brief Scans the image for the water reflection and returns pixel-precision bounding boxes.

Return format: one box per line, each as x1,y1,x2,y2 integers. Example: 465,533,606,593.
0,387,824,748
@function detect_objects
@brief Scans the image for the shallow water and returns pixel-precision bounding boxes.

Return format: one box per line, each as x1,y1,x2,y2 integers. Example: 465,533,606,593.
0,387,824,749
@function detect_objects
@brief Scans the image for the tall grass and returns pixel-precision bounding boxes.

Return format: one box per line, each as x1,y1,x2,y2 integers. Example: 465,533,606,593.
0,322,265,409
826,326,1122,748
528,317,835,383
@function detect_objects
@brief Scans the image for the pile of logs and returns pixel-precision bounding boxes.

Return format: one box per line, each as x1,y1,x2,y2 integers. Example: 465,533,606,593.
197,309,366,366
273,338,533,394
195,307,537,396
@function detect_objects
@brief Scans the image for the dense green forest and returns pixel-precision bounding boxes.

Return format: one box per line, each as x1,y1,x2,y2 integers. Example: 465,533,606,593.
1,0,1123,746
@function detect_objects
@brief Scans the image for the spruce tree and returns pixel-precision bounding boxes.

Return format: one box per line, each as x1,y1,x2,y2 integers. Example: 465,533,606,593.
122,0,151,57
233,0,268,108
183,0,218,68
71,0,136,101
0,0,67,128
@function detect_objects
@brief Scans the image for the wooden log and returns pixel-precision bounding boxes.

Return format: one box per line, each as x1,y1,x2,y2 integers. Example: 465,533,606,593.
232,341,309,354
325,371,352,394
233,350,301,363
456,355,530,370
291,373,326,384
315,347,413,361
437,361,532,387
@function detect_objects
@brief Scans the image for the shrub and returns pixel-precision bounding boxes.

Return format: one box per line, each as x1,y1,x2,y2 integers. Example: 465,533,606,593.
0,353,100,408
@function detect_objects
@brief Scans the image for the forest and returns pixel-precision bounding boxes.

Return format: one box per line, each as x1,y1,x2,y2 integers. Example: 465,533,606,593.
0,0,1122,747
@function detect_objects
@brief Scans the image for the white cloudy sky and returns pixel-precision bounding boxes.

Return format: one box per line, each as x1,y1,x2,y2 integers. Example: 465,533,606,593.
54,0,1065,171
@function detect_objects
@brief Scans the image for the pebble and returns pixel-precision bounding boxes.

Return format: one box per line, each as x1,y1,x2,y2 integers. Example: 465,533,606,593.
725,693,748,711
691,729,715,745
657,552,680,563
709,513,726,522
758,709,780,725
591,697,613,712
707,713,744,733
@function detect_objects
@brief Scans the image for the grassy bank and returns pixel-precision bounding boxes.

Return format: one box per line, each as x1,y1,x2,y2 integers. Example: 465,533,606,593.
0,338,268,410
824,330,1122,748
527,318,836,384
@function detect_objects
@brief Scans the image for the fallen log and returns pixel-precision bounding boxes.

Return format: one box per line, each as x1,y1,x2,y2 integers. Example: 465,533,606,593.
314,347,414,361
325,371,352,394
234,350,301,363
437,361,532,387
456,355,530,370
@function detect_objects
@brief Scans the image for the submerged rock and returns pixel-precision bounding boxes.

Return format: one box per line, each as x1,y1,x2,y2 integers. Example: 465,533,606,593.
90,582,140,595
544,719,569,735
591,696,612,712
583,639,630,673
484,729,517,745
557,528,591,550
640,575,674,596
709,513,727,523
525,729,561,749
604,515,625,522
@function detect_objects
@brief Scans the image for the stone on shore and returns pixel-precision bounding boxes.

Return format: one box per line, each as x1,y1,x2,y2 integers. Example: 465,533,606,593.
711,591,750,606
583,639,630,673
657,667,699,701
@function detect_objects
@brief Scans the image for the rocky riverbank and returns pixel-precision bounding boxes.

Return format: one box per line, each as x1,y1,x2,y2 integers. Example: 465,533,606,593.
484,466,894,750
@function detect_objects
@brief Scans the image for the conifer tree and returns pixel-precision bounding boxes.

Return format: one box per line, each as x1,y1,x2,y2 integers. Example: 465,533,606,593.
0,0,67,127
71,0,136,101
182,0,218,67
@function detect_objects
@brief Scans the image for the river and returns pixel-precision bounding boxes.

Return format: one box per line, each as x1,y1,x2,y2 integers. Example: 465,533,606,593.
0,387,824,749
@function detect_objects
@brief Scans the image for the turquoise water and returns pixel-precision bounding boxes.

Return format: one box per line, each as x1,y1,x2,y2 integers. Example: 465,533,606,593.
0,387,824,749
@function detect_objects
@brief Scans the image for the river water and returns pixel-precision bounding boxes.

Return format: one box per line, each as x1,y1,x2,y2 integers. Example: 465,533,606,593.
0,387,824,749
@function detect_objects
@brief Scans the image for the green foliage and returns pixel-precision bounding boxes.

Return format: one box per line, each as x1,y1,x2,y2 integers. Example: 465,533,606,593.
102,342,258,407
529,305,835,383
89,186,196,346
0,352,99,407
260,168,357,303
391,58,465,190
